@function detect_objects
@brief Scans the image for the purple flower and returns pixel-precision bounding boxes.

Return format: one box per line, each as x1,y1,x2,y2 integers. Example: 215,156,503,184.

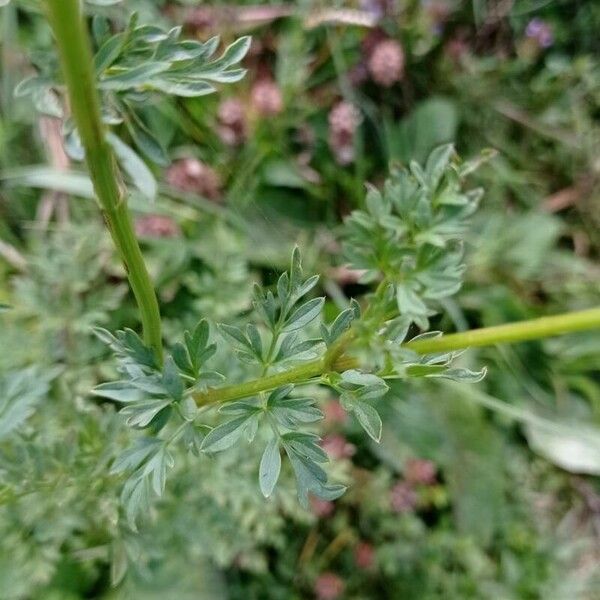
525,18,553,48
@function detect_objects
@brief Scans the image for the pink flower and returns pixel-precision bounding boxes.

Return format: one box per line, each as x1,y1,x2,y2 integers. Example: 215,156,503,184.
404,458,437,485
217,98,247,146
321,434,356,460
354,541,376,570
134,215,180,239
390,481,418,513
328,101,362,166
368,39,405,87
525,18,553,48
166,158,221,200
250,78,283,116
310,497,335,518
323,399,348,426
315,572,345,600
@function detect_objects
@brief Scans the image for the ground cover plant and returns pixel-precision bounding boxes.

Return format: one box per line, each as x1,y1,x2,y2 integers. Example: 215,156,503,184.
0,0,599,598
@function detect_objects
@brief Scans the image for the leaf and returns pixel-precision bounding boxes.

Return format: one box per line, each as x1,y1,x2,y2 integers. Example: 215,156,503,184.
201,416,253,453
142,446,175,495
172,341,193,375
246,323,263,361
269,397,323,428
425,143,455,189
119,328,157,368
341,370,388,395
92,381,144,403
218,323,251,349
259,437,281,498
352,402,383,442
436,367,487,383
282,435,346,508
182,422,207,456
121,475,151,531
396,283,427,317
110,438,162,474
99,62,171,90
120,398,172,428
32,87,63,118
109,539,128,587
405,364,449,378
107,133,157,201
1,167,95,198
161,356,183,401
283,297,325,332
125,111,170,166
0,368,54,440
150,78,216,97
94,32,127,73
322,307,356,346
526,423,600,476
387,97,458,164
213,36,251,69
186,319,210,358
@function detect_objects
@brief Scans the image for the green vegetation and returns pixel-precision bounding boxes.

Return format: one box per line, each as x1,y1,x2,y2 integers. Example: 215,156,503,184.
0,1,599,598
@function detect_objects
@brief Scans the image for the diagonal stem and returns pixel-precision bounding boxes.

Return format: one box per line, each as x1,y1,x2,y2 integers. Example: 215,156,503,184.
45,0,163,364
194,307,600,406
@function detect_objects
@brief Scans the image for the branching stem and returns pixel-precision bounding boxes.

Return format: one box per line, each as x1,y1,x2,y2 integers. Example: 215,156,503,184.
45,0,163,364
194,307,600,406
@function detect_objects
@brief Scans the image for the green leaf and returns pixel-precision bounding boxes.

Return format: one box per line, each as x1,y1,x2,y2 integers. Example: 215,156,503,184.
353,401,383,442
267,388,323,428
322,306,356,346
92,381,144,403
120,398,172,428
161,356,183,401
172,341,193,376
283,297,324,332
142,446,174,495
99,62,170,90
150,78,216,97
424,143,454,189
526,423,600,476
396,283,428,317
94,32,127,73
110,438,162,474
125,110,170,167
436,367,487,383
213,36,251,69
201,415,253,453
405,364,449,378
259,436,281,498
246,323,263,361
282,434,346,508
107,133,157,201
0,368,54,440
32,88,63,118
218,323,251,349
121,475,151,530
1,166,94,198
182,422,207,456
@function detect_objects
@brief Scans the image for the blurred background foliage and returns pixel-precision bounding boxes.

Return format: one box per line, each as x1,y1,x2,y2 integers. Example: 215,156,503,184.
0,0,599,598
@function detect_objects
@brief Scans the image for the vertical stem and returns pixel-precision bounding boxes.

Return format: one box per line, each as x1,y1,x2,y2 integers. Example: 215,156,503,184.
45,0,163,364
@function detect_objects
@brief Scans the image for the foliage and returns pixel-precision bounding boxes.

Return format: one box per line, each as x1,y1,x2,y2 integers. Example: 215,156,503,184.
0,0,599,598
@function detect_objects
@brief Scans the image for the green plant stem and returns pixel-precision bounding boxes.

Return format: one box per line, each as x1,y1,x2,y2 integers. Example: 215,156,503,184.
45,0,163,364
194,307,600,406
405,307,600,354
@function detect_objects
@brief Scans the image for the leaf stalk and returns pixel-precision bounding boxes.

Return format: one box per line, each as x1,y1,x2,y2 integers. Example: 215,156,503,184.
194,307,600,406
